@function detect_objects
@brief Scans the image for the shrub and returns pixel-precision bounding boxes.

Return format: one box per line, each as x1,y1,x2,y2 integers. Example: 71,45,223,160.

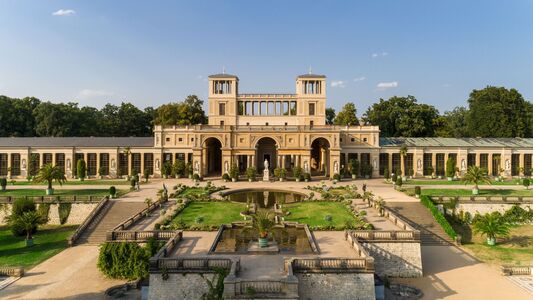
109,186,116,197
193,173,201,181
274,167,281,178
229,163,239,180
37,203,50,218
9,198,37,236
332,173,341,181
77,159,87,180
173,160,186,177
420,195,457,239
58,203,72,225
293,166,303,180
324,214,333,222
445,157,456,178
279,168,287,179
349,159,359,176
383,168,390,181
523,178,530,189
98,166,108,176
97,242,153,280
246,167,256,181
222,173,230,181
304,173,311,181
195,216,204,224
0,178,7,190
414,186,421,196
143,169,150,182
395,176,403,187
391,173,398,183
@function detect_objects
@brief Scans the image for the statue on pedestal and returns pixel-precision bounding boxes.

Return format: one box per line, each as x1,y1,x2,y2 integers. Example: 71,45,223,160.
263,159,270,181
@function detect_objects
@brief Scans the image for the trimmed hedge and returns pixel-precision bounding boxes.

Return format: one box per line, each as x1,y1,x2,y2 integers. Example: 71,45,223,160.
420,195,457,239
97,242,150,280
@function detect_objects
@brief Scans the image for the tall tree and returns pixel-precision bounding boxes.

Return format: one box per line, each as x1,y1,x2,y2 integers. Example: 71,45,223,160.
325,108,336,125
467,86,531,138
333,103,359,126
33,102,81,137
434,107,469,138
154,95,207,125
362,96,439,137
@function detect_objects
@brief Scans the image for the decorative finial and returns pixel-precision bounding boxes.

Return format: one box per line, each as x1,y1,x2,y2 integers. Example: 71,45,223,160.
222,66,226,74
308,66,312,74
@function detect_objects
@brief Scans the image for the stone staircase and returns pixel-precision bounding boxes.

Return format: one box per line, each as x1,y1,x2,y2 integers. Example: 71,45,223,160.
75,201,146,245
386,202,454,246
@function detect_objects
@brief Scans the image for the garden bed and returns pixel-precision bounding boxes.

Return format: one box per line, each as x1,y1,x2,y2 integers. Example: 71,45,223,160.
0,225,77,268
283,201,359,230
0,188,124,197
168,202,245,230
406,188,533,197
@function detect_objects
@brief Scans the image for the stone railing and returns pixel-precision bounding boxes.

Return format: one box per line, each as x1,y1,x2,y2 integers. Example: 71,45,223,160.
431,196,533,203
367,197,420,233
111,196,167,232
68,196,109,246
0,267,24,277
350,230,420,241
0,195,103,204
107,230,177,242
149,230,183,262
501,265,533,276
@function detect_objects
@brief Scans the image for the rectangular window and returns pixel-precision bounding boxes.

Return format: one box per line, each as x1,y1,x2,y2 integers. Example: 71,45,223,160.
253,102,259,116
467,154,476,169
11,154,21,176
511,154,520,176
55,153,65,173
219,103,226,116
144,153,154,175
245,102,252,116
131,153,141,174
479,154,489,171
436,153,445,176
0,154,7,176
260,102,267,116
379,153,389,175
309,103,315,116
492,154,501,176
290,101,297,115
119,153,129,176
392,153,401,174
405,153,414,175
100,153,109,175
238,101,244,115
525,154,532,176
423,153,433,176
268,101,274,115
43,153,53,165
283,102,289,115
360,153,371,168
276,102,282,115
87,153,97,176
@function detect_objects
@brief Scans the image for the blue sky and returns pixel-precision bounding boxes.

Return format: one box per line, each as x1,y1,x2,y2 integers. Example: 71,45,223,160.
1,0,532,114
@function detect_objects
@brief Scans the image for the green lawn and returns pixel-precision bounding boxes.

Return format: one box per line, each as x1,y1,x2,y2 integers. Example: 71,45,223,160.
284,202,356,228
404,179,522,186
0,225,77,268
413,188,533,197
0,188,123,197
178,187,210,197
171,202,245,228
8,179,133,186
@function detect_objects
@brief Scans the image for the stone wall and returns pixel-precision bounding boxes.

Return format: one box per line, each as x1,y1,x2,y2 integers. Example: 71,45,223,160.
361,242,422,278
297,273,375,300
455,203,533,216
0,203,98,225
148,273,216,300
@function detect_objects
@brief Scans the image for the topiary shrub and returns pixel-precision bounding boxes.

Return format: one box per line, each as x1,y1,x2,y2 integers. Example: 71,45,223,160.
414,186,421,196
523,178,530,190
109,186,117,198
77,159,87,181
58,203,72,225
9,198,37,236
445,157,456,179
0,178,7,191
395,176,403,188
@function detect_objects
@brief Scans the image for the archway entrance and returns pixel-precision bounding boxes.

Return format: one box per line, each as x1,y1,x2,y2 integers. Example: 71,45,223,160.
311,138,330,176
204,138,222,176
255,137,277,172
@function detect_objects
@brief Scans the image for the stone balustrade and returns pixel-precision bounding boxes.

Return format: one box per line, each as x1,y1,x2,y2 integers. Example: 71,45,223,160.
431,195,533,203
501,265,533,276
107,230,176,242
0,195,102,203
68,196,109,246
0,267,24,277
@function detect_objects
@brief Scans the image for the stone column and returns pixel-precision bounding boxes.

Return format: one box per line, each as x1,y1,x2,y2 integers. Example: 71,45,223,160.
40,153,44,167
7,153,11,178
281,155,286,168
488,153,493,175
519,153,525,176
475,152,480,167
251,154,255,169
388,153,393,175
432,153,437,176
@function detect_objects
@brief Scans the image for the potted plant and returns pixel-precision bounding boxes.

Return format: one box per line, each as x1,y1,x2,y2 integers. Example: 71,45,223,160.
230,163,239,182
523,178,530,190
33,164,66,195
332,173,341,183
109,186,117,198
375,197,386,216
304,172,311,182
251,211,275,248
246,166,256,182
10,211,47,247
426,166,434,179
222,173,230,182
176,160,186,179
395,176,403,190
391,173,398,186
293,166,303,182
349,159,359,180
77,159,87,181
193,173,201,182
462,166,491,195
383,167,390,182
97,166,106,179
143,168,150,182
473,212,510,246
0,178,6,191
363,164,373,179
274,168,286,182
414,186,421,198
408,168,414,179
186,162,193,179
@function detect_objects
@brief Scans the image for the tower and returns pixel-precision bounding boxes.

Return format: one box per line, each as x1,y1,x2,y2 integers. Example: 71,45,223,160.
296,73,326,126
208,73,239,126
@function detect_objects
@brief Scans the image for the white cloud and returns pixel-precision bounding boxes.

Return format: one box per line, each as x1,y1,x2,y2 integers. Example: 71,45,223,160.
371,52,389,59
353,76,366,82
376,81,398,90
371,53,379,58
331,80,346,88
52,9,76,16
77,89,114,99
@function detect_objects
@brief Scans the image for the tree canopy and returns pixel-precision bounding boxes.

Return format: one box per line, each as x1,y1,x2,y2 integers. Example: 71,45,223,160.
333,103,359,125
154,95,207,125
325,108,335,125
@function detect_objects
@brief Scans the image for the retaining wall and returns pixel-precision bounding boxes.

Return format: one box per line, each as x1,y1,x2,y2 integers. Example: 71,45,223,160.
297,273,375,300
0,203,98,225
361,242,423,278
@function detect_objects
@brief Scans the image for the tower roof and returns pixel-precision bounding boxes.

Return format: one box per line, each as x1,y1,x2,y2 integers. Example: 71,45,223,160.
208,73,239,79
296,73,326,79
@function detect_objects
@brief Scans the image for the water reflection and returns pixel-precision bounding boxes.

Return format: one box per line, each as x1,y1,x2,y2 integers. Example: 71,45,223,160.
227,190,303,208
213,227,313,254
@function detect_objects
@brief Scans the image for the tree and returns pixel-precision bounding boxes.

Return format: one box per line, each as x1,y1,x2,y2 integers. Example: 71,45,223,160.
445,157,456,179
473,212,510,246
462,166,491,194
77,159,87,181
435,107,470,138
11,211,48,246
154,95,207,125
467,86,531,138
33,164,66,195
334,103,359,125
325,108,336,125
362,96,439,137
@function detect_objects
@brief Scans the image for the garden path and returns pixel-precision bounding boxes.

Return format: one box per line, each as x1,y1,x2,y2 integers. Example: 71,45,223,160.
351,199,400,230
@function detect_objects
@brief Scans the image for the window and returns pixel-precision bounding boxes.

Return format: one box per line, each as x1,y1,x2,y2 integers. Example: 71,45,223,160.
253,102,259,115
351,138,355,142
56,153,65,173
238,101,244,115
511,154,520,176
0,154,7,176
310,121,314,126
178,138,183,142
144,153,153,175
87,153,97,176
131,153,141,174
261,102,267,115
363,138,368,142
118,153,129,176
265,122,269,126
525,154,532,176
467,154,476,168
480,154,489,171
392,153,401,174
423,153,432,176
283,102,289,115
276,102,282,115
219,103,226,116
284,122,288,126
268,101,274,115
246,122,250,126
100,153,109,175
290,101,297,115
220,121,224,126
43,153,52,165
491,154,501,176
11,154,20,176
166,137,170,142
246,102,253,115
379,153,389,175
436,154,445,176
309,103,315,116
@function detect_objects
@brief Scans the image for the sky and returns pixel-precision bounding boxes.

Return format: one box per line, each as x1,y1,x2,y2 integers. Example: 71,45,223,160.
1,0,532,115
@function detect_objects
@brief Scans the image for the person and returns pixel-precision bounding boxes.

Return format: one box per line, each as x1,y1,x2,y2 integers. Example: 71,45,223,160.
362,182,367,193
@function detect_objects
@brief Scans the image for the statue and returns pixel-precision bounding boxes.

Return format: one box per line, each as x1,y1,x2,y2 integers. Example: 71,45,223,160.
22,159,27,170
264,159,269,170
334,161,339,174
505,159,511,171
224,161,229,173
263,159,270,182
304,161,309,173
194,161,200,173
461,159,466,171
417,159,422,171
155,159,160,171
65,159,70,170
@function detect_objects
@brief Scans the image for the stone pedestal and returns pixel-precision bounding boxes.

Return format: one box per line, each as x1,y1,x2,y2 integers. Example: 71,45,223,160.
263,169,270,181
247,241,279,254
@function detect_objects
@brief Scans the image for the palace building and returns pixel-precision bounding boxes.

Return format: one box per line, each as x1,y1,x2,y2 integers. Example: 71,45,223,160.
0,73,532,179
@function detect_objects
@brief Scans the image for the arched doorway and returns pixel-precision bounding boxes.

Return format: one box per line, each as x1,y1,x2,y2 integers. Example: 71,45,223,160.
256,137,277,172
311,138,330,176
204,138,222,176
